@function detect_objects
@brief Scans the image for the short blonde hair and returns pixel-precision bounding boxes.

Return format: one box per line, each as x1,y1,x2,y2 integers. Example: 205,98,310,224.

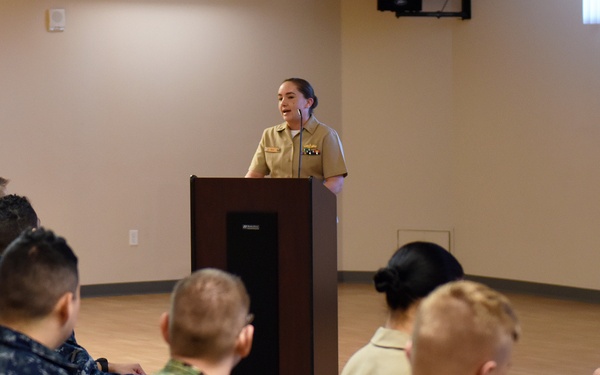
411,280,520,374
168,268,250,361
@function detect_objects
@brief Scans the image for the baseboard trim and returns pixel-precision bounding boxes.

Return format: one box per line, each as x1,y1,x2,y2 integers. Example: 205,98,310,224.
337,271,374,283
337,271,600,304
81,274,600,304
465,275,600,304
81,280,178,298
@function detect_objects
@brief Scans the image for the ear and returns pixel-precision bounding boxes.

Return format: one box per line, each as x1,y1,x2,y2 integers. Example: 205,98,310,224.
478,360,497,375
54,292,74,326
405,339,413,361
159,312,171,345
305,97,314,109
234,324,254,359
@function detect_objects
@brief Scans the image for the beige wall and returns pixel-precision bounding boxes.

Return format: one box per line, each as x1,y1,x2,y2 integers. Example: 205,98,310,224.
452,0,600,289
3,0,600,290
0,0,342,285
340,1,455,271
342,0,600,290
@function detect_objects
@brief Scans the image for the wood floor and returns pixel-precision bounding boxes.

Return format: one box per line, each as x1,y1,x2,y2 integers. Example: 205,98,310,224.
74,283,600,375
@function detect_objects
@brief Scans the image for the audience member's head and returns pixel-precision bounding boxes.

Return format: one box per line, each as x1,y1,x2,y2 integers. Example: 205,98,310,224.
341,241,464,375
374,241,464,316
409,280,520,375
0,177,8,197
0,194,39,254
159,268,253,374
0,227,80,350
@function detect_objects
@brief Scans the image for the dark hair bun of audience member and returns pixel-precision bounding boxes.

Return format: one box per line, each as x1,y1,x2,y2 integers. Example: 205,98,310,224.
374,267,400,293
373,241,464,311
374,266,412,310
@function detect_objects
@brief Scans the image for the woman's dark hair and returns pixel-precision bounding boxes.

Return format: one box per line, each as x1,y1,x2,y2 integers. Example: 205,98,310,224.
283,78,319,115
373,241,464,311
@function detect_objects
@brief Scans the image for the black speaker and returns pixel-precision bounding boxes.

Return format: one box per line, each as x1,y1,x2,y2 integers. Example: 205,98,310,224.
227,212,279,375
378,0,423,12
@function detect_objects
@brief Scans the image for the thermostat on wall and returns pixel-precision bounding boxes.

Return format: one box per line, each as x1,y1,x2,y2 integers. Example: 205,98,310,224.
48,9,66,32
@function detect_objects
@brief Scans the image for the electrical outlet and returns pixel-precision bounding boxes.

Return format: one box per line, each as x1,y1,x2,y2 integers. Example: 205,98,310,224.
129,230,139,246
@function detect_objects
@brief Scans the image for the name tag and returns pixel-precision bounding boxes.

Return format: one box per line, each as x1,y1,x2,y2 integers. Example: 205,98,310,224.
265,147,280,153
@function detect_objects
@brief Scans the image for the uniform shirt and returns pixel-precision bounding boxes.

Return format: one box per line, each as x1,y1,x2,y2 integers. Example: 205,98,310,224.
0,324,80,375
57,332,116,375
341,327,411,375
155,358,205,375
248,115,348,180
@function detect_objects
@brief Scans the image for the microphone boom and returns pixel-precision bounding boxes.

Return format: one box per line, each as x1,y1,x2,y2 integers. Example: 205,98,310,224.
297,109,303,178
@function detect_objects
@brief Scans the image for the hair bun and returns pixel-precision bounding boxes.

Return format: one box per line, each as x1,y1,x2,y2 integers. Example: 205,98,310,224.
374,267,398,293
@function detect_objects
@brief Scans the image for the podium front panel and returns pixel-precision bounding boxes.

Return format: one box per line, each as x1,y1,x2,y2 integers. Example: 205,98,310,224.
190,177,338,375
227,212,279,375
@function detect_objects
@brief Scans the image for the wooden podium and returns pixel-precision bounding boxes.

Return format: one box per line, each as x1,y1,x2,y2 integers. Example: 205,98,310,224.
190,176,338,375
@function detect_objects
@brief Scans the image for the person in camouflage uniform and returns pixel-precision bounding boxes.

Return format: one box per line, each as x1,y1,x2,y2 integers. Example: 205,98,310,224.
155,268,254,375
